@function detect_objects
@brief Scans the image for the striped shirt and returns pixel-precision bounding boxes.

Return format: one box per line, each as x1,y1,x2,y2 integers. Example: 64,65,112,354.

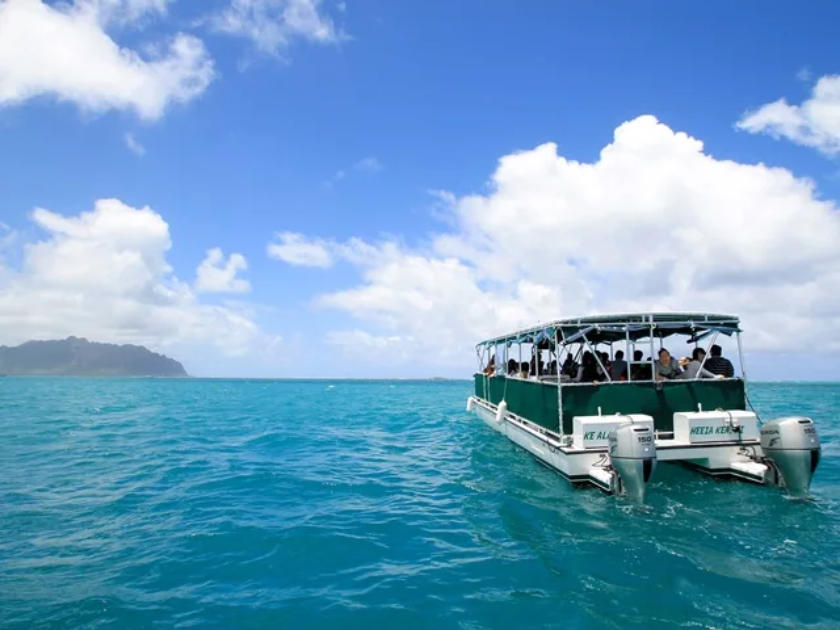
704,356,734,377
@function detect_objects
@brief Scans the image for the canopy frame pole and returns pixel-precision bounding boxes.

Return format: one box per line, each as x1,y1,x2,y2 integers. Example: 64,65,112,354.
649,318,656,382
696,331,719,378
736,330,747,381
556,330,565,436
481,346,492,402
479,345,487,400
626,325,632,382
548,340,555,376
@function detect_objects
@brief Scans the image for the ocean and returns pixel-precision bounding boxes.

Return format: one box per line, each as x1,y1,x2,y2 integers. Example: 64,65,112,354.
1,378,838,629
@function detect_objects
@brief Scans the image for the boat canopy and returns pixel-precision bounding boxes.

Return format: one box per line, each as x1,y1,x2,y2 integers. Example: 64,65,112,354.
476,312,741,348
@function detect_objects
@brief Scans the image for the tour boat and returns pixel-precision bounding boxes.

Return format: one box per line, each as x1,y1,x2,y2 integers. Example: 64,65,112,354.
466,313,821,502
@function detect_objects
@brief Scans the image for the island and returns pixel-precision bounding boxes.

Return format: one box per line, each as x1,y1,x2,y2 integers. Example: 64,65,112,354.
0,337,188,377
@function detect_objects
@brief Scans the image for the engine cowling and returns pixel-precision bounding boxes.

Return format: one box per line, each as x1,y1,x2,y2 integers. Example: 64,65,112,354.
608,421,657,502
760,417,821,498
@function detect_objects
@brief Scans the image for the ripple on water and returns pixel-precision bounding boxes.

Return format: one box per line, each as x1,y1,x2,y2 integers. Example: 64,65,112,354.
0,378,838,629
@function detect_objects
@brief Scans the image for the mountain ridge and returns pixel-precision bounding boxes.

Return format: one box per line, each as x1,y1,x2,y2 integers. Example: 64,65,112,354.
0,337,188,377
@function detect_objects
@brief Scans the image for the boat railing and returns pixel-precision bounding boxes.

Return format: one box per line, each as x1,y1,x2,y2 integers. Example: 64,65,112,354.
476,373,743,387
558,376,744,387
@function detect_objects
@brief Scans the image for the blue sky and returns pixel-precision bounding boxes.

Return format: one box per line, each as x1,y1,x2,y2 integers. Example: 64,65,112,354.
1,0,840,378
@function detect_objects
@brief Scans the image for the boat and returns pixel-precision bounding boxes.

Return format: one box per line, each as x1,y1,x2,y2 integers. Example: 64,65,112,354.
466,312,821,502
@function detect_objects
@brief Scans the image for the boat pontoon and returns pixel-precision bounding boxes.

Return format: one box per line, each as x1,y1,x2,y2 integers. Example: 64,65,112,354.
466,313,821,502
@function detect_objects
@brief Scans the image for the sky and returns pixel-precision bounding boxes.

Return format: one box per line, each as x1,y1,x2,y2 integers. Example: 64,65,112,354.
1,0,840,379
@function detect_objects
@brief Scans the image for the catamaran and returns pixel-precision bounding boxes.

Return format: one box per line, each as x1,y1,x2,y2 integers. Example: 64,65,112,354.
466,313,821,502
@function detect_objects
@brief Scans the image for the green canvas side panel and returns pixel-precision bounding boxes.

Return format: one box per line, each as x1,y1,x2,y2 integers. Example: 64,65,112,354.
559,380,747,433
473,375,561,432
473,375,744,434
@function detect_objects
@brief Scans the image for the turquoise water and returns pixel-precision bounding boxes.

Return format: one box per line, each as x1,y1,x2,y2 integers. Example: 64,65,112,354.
1,379,838,629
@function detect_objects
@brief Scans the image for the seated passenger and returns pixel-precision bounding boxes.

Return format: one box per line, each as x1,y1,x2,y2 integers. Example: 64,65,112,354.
507,358,518,375
654,348,681,380
548,360,558,376
630,349,652,380
575,351,600,383
561,355,577,378
677,348,721,379
483,356,496,376
597,351,611,379
520,362,530,379
610,350,628,380
704,344,735,377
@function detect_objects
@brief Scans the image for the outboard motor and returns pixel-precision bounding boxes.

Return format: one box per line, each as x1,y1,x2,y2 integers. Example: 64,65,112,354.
760,417,821,498
608,422,657,502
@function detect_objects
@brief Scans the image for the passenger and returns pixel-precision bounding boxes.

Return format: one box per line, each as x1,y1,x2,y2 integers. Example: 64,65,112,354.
631,349,652,380
483,356,496,376
549,360,558,376
575,351,600,383
507,358,518,376
704,344,735,377
611,350,628,380
597,351,611,379
654,348,681,380
677,348,721,379
561,355,577,378
520,361,530,379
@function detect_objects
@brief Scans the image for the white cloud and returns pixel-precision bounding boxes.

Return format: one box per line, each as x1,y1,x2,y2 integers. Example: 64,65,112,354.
270,115,840,366
195,247,251,293
124,132,146,156
0,222,18,250
211,0,343,57
325,156,383,186
796,67,812,83
326,329,407,351
87,0,171,26
354,156,383,172
324,168,346,187
267,231,335,267
325,330,421,368
0,198,274,360
0,0,215,121
737,74,840,156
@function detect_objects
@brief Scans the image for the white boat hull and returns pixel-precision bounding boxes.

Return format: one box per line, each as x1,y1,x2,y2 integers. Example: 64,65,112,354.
468,396,774,494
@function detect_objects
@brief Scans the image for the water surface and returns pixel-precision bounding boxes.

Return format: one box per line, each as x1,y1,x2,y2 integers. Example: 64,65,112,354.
1,379,838,629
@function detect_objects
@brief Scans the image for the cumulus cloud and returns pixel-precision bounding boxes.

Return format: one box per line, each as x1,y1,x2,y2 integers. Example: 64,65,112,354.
267,231,335,267
210,0,343,57
270,115,840,365
737,74,840,156
0,0,214,121
0,198,274,360
195,247,251,293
